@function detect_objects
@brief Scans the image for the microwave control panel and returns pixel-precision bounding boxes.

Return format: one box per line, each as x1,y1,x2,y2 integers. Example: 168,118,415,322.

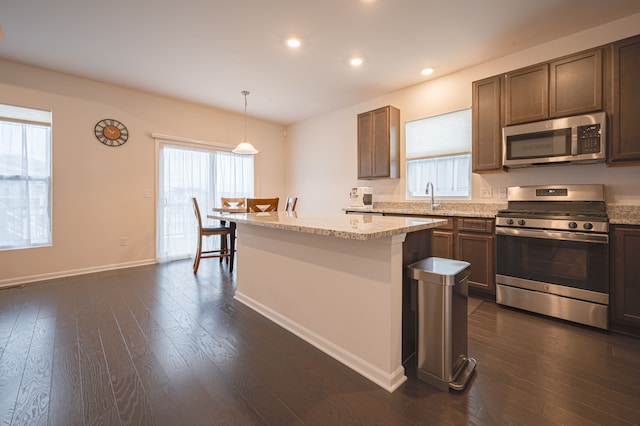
577,124,602,154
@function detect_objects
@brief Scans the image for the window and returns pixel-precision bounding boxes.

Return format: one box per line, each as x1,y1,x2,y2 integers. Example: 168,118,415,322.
405,108,471,199
157,142,254,262
0,104,52,250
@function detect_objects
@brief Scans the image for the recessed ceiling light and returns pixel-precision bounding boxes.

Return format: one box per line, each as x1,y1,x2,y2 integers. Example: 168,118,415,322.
421,67,434,76
350,57,364,66
286,37,301,48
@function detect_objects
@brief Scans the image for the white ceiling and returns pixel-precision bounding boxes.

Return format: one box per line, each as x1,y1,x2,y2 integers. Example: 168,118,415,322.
2,0,640,125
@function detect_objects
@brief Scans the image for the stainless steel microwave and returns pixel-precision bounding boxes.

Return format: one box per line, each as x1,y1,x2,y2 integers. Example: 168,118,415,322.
502,112,606,168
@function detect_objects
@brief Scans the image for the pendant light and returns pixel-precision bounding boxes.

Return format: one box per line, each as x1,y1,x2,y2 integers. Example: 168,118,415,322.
232,90,259,155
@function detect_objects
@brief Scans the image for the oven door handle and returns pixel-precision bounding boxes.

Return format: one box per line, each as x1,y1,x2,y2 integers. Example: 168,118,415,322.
496,227,609,243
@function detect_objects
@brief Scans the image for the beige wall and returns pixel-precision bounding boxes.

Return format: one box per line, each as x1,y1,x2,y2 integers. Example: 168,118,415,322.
0,60,286,286
286,13,640,213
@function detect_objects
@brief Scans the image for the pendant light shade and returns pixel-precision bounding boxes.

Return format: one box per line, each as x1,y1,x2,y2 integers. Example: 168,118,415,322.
232,90,259,155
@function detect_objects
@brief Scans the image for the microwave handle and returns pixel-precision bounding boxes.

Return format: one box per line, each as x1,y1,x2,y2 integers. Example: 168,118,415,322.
571,126,578,155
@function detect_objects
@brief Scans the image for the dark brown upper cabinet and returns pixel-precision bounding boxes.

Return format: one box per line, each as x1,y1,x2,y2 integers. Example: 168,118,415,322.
357,105,400,179
505,63,549,125
504,48,603,126
549,49,603,118
472,75,503,173
608,34,640,166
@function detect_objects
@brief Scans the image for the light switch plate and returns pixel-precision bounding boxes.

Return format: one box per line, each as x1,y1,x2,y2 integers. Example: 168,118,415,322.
498,187,507,198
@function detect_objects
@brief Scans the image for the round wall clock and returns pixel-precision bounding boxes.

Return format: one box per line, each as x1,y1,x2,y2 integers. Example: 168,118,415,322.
94,119,129,147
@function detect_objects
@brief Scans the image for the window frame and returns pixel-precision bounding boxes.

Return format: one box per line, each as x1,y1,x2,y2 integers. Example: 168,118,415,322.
0,104,53,251
405,108,472,201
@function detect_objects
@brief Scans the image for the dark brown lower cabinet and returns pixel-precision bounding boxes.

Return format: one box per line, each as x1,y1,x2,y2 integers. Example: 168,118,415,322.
611,225,640,337
456,218,495,295
456,231,495,294
430,218,455,259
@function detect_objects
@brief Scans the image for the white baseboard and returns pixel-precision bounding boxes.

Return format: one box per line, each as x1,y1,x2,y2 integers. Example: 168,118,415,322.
0,258,157,289
234,291,407,393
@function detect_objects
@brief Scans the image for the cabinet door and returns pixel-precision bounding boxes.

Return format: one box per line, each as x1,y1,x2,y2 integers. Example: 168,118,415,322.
431,230,454,259
611,226,640,336
472,76,503,172
549,49,603,118
372,107,392,177
456,232,495,293
357,111,374,178
609,35,640,165
505,64,549,125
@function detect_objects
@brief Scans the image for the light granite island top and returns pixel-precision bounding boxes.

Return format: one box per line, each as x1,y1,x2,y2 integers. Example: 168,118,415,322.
208,211,447,240
208,211,447,392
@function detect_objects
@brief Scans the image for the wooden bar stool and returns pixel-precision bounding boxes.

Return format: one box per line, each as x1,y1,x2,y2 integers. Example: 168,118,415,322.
192,197,231,274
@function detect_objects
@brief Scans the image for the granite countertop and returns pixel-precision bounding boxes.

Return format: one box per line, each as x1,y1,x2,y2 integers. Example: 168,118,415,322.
208,211,447,241
607,205,640,225
345,202,640,225
344,202,505,218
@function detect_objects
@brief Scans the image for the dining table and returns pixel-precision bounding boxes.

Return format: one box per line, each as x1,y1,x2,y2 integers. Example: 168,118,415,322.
209,206,247,271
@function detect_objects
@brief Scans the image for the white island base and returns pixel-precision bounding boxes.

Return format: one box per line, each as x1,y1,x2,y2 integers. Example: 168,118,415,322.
235,223,407,392
206,212,446,392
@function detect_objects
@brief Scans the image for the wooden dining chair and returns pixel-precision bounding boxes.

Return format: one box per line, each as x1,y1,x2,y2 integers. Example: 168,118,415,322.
192,197,231,274
221,197,246,210
285,197,298,212
246,197,279,212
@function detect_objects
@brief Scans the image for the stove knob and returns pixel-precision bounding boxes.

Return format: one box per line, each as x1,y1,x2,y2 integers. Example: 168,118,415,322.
506,219,514,225
517,219,526,226
584,222,593,230
569,222,578,229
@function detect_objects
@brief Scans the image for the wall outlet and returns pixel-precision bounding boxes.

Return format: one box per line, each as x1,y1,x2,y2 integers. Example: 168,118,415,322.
480,187,493,198
119,237,127,246
498,187,507,198
143,189,151,198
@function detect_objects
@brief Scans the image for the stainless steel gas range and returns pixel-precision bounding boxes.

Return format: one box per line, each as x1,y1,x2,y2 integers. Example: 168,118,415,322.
495,184,609,329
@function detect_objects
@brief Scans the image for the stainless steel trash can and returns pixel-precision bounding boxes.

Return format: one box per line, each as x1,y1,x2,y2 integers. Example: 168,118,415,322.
407,257,477,391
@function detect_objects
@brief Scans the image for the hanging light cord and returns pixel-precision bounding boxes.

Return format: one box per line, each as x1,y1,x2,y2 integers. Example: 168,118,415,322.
242,90,249,142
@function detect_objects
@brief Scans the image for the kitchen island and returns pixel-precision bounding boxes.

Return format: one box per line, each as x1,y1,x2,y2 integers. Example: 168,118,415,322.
208,211,446,392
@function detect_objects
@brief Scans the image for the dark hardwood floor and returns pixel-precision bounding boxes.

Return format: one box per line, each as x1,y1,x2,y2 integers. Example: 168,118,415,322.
1,259,640,425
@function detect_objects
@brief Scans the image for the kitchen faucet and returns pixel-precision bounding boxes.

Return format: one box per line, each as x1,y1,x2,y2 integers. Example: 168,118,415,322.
425,182,440,210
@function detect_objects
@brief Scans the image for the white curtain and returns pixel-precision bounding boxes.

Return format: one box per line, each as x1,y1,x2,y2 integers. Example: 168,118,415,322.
157,143,253,262
0,120,52,250
406,154,471,198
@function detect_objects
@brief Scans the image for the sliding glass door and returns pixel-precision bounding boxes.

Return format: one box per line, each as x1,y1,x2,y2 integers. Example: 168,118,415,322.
157,143,253,262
